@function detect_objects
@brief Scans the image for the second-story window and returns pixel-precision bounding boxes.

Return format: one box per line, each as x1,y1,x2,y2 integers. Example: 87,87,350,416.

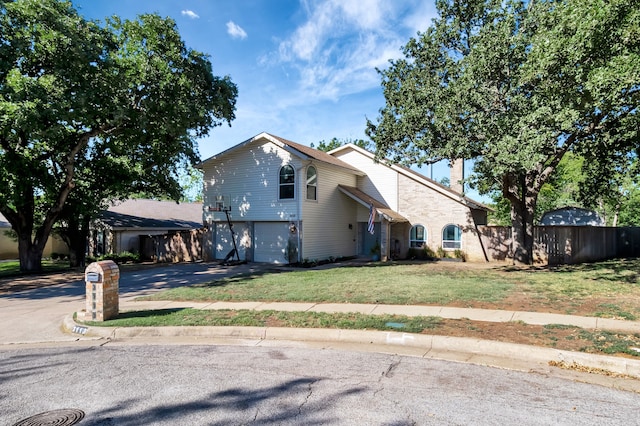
306,166,317,200
279,165,295,199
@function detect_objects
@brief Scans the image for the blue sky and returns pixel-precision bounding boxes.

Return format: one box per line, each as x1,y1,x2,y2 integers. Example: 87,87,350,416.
72,1,486,200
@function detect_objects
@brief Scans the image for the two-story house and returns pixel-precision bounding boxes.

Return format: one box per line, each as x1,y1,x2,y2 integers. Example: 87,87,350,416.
199,132,490,263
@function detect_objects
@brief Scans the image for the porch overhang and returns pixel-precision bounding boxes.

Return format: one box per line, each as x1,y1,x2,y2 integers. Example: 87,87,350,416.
338,185,408,223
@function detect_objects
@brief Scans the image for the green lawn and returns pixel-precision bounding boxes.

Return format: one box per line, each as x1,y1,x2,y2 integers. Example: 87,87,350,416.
139,259,640,309
141,263,515,305
0,259,72,278
83,308,443,333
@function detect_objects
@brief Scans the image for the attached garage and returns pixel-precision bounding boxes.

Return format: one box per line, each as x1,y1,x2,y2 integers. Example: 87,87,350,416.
214,222,250,261
254,222,294,264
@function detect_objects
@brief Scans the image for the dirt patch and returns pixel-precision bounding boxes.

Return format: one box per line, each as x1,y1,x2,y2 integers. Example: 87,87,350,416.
428,319,640,358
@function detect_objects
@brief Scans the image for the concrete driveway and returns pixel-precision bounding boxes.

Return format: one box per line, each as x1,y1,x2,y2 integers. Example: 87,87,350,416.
0,262,268,344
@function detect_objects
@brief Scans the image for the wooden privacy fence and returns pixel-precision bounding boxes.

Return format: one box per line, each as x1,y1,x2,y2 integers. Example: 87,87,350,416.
479,226,640,265
139,229,204,263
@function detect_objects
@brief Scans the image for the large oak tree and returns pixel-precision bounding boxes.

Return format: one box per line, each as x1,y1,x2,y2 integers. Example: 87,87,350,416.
0,0,237,271
366,0,639,264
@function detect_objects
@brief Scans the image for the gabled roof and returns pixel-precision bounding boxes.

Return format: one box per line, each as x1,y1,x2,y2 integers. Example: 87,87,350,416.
0,212,10,228
198,132,364,174
338,185,408,223
97,199,203,230
329,143,491,211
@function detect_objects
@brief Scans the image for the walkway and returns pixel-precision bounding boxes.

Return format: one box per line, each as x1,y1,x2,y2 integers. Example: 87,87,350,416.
117,298,640,333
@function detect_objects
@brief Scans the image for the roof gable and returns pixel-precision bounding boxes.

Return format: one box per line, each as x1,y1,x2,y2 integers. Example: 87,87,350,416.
199,132,363,174
330,143,490,211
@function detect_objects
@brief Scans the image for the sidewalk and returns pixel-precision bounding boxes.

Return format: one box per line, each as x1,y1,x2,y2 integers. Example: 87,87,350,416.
117,298,640,332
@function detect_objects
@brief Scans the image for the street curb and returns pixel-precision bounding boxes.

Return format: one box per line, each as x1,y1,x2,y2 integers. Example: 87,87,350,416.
63,313,640,380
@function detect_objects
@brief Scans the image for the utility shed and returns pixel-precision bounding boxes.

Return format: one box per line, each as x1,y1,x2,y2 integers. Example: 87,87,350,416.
539,207,605,226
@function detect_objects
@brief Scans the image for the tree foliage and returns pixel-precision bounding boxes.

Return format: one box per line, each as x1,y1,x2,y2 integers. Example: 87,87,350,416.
367,0,639,264
0,0,237,271
311,137,373,152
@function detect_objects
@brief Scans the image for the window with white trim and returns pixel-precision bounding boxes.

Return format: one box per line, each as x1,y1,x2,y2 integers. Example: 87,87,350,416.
409,225,426,248
442,224,462,249
279,165,295,199
306,166,317,201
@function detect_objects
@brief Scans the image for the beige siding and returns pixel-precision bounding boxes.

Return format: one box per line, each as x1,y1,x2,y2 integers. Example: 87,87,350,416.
397,173,486,261
301,163,358,260
332,148,398,210
0,231,68,260
202,140,304,224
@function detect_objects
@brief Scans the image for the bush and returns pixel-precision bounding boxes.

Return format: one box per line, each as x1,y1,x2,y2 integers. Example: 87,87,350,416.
91,251,141,264
407,246,437,260
453,249,467,262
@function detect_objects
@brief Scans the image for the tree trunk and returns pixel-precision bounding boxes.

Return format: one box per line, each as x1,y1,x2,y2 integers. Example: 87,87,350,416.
67,225,89,268
506,176,537,265
510,199,530,265
17,234,45,273
14,208,59,273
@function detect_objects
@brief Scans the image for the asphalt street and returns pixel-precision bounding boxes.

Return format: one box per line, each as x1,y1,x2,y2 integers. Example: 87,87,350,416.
3,343,640,425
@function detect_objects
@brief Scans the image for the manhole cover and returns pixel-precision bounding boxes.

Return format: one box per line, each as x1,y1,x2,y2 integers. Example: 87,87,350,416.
12,408,85,426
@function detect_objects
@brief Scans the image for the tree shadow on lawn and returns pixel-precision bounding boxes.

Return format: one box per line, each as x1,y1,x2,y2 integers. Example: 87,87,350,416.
497,258,640,284
114,308,187,320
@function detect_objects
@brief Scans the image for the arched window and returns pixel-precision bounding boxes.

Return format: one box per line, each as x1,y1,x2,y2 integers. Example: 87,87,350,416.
279,165,295,199
409,225,426,248
442,224,462,249
306,166,317,201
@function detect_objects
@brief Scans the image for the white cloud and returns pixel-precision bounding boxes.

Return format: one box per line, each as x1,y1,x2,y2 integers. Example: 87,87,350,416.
403,2,438,34
272,0,414,105
226,21,248,40
181,9,199,19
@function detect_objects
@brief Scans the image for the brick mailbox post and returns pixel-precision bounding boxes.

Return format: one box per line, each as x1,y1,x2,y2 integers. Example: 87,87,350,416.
83,260,119,321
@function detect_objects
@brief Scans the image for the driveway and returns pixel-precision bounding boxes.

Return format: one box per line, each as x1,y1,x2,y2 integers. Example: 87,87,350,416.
0,262,268,344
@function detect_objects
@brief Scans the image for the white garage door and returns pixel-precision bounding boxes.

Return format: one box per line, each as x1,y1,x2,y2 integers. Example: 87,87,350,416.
215,222,249,261
254,222,291,263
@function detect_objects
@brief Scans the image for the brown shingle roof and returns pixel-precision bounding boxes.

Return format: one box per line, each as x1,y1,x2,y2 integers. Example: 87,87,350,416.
267,133,363,173
98,199,203,229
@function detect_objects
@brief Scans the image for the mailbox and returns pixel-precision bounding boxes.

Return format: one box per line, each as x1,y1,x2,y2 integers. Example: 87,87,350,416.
83,260,119,321
85,272,101,283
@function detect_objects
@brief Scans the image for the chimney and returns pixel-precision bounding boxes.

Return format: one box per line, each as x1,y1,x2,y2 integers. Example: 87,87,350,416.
449,159,464,194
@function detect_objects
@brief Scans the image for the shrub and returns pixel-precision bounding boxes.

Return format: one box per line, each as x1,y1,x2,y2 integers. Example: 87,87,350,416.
93,251,140,264
453,249,467,262
407,246,437,260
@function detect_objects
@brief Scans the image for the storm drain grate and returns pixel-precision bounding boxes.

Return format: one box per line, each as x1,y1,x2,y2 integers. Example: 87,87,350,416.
12,408,85,426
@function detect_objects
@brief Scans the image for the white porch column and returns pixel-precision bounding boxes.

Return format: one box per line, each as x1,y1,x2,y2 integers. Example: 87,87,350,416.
380,216,390,262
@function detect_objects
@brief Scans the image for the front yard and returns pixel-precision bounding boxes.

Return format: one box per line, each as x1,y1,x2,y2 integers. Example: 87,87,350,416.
111,258,640,358
141,258,640,319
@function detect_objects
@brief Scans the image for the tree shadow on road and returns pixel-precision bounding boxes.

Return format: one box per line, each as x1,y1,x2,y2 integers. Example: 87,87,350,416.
89,378,367,425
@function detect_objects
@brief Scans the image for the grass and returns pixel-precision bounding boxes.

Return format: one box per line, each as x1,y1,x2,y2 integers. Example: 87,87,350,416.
0,259,72,278
84,308,443,333
83,308,640,358
139,259,640,313
141,263,515,305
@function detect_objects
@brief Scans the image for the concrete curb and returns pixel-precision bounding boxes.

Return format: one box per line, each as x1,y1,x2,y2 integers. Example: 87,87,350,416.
63,314,640,380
